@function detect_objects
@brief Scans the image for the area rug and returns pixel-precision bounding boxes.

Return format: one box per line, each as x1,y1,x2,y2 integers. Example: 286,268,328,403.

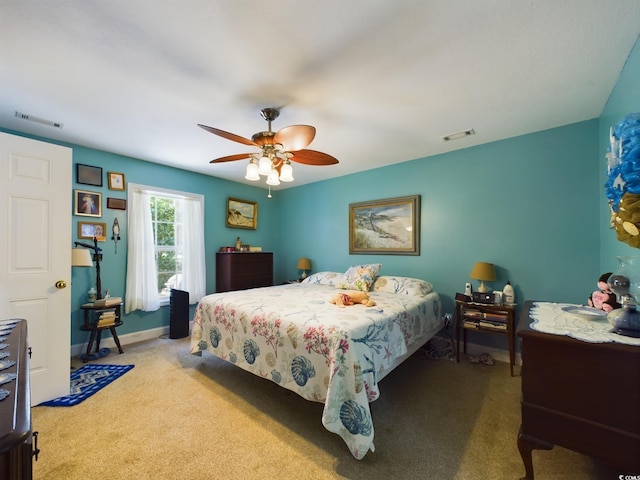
419,331,456,361
39,364,134,407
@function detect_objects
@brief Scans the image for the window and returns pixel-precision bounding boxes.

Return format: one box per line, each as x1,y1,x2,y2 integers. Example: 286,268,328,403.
125,183,205,313
150,195,183,302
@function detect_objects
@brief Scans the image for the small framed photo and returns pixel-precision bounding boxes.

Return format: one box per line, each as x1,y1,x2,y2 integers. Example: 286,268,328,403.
107,172,126,191
76,164,103,186
226,197,258,230
107,197,127,210
78,221,107,242
74,189,101,217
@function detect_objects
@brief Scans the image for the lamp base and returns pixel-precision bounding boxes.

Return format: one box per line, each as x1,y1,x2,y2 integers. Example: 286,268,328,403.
477,281,489,293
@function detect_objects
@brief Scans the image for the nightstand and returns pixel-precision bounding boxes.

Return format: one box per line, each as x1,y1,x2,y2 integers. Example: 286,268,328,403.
79,303,124,363
455,300,516,376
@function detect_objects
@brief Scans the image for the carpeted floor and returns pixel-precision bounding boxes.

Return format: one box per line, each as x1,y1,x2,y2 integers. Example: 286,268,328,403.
31,336,623,479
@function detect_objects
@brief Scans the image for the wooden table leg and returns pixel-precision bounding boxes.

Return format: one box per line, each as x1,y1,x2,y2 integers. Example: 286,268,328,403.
517,426,554,480
109,326,124,354
84,330,97,363
95,330,102,352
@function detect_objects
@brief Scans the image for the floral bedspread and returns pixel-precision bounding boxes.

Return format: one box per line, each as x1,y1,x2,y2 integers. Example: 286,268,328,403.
189,282,442,459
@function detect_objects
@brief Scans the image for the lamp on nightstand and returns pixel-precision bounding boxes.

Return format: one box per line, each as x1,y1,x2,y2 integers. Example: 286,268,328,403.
469,261,496,293
297,257,311,280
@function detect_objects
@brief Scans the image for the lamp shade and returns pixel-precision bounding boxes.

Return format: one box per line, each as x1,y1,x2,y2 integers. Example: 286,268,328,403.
71,248,93,267
297,257,311,270
469,262,496,281
469,261,496,293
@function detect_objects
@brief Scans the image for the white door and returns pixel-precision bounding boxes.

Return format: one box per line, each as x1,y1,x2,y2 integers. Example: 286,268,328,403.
0,132,72,405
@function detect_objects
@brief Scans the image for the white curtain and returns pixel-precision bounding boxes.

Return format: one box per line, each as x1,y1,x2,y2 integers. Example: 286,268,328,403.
125,189,160,313
177,197,206,304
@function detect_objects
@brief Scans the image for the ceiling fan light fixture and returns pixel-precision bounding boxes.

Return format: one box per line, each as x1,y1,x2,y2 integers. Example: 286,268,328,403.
245,161,260,181
279,161,294,182
258,155,272,175
266,169,281,186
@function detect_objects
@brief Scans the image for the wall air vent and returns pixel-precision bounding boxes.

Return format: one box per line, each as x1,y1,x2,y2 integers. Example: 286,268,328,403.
442,129,475,142
15,111,64,129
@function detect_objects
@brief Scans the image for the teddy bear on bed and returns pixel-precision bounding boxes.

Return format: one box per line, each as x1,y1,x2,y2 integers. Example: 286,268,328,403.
588,272,621,312
330,291,376,308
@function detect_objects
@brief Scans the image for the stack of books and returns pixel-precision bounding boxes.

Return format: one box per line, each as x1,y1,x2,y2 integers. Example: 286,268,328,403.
97,308,117,327
462,309,508,331
93,296,122,308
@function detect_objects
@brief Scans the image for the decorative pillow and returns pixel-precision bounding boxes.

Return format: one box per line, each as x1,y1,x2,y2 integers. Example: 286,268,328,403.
372,275,433,296
301,271,344,286
336,264,382,292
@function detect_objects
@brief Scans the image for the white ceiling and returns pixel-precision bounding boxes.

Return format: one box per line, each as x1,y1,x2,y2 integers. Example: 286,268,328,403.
1,1,639,190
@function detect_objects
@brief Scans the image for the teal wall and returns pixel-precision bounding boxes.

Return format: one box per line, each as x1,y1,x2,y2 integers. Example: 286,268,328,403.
2,33,638,352
0,129,280,345
599,34,640,271
276,121,601,329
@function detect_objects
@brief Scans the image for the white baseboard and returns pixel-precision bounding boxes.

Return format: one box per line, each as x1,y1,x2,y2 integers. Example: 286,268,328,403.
71,324,175,358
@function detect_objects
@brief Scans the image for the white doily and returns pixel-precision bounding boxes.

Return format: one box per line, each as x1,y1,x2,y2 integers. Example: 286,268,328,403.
529,302,640,346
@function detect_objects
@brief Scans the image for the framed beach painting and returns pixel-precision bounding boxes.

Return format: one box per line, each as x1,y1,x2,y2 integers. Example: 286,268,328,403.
226,197,257,230
349,195,420,255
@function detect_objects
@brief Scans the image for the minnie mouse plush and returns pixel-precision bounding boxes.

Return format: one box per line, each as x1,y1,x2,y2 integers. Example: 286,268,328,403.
588,272,621,312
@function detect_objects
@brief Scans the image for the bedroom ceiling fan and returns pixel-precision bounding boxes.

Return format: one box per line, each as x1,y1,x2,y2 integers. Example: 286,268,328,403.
198,107,338,187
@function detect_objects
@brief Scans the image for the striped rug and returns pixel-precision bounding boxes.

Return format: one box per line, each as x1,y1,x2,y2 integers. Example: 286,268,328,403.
39,364,134,407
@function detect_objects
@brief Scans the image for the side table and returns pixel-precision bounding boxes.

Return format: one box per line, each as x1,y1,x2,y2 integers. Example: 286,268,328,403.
455,300,516,376
79,303,124,363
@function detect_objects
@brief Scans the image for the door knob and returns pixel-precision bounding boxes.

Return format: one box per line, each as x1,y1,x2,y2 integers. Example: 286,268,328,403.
55,280,67,289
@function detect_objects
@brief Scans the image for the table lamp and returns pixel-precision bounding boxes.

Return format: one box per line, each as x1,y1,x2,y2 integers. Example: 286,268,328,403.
297,257,311,280
469,261,496,293
73,237,104,299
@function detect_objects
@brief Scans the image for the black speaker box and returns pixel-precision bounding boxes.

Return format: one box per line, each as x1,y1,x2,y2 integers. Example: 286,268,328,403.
169,289,190,339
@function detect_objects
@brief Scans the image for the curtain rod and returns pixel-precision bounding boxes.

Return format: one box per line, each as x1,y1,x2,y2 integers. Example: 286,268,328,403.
130,183,201,201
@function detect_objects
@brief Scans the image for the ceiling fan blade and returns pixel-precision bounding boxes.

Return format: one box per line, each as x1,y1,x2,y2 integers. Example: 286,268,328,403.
210,153,253,163
198,124,257,147
274,125,316,151
288,149,339,166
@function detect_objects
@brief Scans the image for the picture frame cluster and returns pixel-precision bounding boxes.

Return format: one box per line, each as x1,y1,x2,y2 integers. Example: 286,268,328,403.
74,164,127,241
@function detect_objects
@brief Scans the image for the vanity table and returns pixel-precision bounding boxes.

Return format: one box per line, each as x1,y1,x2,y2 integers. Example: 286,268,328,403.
516,300,640,479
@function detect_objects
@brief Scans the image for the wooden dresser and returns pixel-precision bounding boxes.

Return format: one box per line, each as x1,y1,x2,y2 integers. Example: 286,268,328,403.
216,252,273,293
517,301,640,479
0,319,35,479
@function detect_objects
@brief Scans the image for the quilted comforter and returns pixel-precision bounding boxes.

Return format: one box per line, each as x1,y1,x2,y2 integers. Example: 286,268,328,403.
189,280,441,459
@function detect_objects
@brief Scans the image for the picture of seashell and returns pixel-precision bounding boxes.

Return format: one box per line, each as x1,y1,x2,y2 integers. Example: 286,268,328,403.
339,400,372,436
287,324,299,348
291,355,316,386
243,339,260,364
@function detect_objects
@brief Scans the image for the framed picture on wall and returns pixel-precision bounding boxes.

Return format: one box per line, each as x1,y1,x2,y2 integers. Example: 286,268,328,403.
78,221,107,242
107,171,126,191
349,195,420,255
107,197,127,210
226,197,257,230
74,189,101,217
76,164,103,186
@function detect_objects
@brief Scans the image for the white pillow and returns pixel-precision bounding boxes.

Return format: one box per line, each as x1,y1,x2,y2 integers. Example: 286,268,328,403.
301,271,344,286
372,275,433,296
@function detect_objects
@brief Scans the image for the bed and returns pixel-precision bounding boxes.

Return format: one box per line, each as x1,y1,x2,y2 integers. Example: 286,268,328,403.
189,267,442,459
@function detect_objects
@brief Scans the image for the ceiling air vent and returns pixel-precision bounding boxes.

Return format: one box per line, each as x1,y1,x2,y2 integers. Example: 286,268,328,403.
442,129,475,142
15,111,64,129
